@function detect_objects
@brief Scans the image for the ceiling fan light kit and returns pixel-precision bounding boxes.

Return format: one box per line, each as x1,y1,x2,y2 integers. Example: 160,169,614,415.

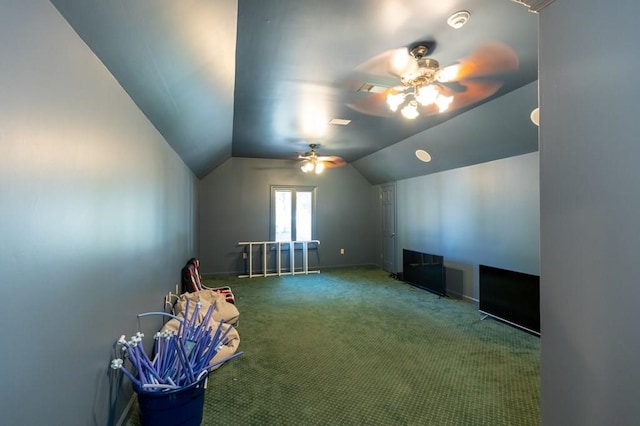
298,144,345,174
386,42,456,119
401,101,420,120
301,160,324,174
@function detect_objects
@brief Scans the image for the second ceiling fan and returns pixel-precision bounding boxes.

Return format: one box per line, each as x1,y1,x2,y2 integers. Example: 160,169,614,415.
297,144,346,174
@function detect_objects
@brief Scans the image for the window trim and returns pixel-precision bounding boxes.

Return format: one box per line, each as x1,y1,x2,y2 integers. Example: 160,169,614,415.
270,185,317,242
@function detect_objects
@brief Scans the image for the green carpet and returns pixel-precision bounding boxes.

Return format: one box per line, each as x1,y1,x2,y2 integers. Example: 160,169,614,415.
128,266,539,425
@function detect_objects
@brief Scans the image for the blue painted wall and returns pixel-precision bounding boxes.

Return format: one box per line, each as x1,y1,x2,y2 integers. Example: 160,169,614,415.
0,2,197,424
393,152,540,301
540,2,640,424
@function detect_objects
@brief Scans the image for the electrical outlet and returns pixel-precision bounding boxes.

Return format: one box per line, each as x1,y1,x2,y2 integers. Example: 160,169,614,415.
340,248,345,255
242,252,247,259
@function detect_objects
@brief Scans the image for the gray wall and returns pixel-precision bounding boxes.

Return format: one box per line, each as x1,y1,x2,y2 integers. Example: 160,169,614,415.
539,1,640,425
393,152,540,301
198,157,376,274
0,2,196,425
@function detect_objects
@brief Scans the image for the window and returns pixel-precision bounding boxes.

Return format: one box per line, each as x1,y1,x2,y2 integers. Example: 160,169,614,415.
271,186,316,241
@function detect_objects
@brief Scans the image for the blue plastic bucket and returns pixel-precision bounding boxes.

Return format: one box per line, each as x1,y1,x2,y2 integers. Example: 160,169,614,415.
134,376,207,426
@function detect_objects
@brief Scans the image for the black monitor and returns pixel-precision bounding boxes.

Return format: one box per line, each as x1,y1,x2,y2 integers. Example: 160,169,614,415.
402,249,446,297
479,264,540,334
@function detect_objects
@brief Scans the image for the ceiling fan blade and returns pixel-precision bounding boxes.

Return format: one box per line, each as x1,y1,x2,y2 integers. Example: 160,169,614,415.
343,41,513,118
317,155,347,168
339,47,417,95
354,47,416,79
350,79,503,118
446,42,519,81
418,80,504,116
345,90,396,117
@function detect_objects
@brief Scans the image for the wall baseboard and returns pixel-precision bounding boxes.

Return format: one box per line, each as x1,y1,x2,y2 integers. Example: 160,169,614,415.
115,393,136,426
462,294,479,305
445,289,479,305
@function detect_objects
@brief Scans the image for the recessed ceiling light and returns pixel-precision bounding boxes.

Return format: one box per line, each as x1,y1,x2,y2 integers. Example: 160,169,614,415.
415,149,432,162
530,107,539,126
329,118,351,126
447,10,471,29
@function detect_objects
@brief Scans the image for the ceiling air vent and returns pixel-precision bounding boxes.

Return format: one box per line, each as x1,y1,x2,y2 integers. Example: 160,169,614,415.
358,83,388,94
329,118,351,126
511,0,556,13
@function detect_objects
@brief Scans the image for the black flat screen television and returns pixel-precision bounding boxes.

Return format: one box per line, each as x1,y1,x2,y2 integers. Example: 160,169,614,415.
402,249,446,297
479,264,540,335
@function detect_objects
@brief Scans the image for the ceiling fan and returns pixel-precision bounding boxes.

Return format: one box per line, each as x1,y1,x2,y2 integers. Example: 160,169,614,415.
346,40,519,119
297,144,346,174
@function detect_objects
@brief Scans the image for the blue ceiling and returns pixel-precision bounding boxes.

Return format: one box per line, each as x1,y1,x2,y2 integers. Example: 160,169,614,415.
50,0,538,182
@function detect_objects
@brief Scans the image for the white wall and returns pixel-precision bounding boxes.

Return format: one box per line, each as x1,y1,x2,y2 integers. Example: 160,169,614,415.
396,152,540,300
0,2,197,424
539,1,640,425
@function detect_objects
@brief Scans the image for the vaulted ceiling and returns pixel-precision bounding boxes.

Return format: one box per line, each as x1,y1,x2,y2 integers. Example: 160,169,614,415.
50,0,538,183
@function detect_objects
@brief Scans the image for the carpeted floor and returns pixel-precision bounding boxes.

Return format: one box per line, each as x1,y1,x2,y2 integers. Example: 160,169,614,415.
128,266,539,425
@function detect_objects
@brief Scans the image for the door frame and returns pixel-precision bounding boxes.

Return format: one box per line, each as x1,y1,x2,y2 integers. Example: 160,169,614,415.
380,182,397,275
